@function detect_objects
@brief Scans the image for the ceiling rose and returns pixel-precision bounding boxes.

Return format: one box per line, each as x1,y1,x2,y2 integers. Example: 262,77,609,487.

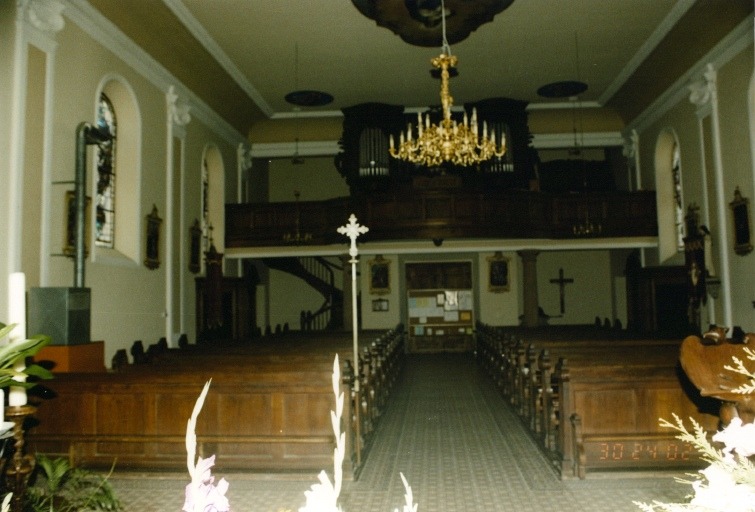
351,0,515,47
284,90,334,107
536,81,588,98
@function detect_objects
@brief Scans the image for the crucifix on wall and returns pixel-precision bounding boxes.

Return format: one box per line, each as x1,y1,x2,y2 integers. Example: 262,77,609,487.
549,267,574,314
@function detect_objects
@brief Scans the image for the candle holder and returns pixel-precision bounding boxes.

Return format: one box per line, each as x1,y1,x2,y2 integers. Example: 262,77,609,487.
1,405,37,512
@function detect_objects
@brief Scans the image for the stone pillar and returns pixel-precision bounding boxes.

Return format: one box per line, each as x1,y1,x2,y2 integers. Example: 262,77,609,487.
518,250,540,327
341,254,353,330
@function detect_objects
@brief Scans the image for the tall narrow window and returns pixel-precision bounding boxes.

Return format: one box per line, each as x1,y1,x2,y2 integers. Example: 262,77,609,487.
672,142,684,251
95,93,117,247
202,156,209,246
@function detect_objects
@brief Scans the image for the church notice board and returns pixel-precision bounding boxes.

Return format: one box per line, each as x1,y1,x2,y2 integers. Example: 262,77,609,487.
407,289,474,352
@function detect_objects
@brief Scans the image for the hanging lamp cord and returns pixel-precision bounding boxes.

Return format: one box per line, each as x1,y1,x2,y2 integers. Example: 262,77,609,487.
440,0,451,56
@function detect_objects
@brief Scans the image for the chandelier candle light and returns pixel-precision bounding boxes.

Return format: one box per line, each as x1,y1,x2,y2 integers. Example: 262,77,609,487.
7,272,27,407
389,0,506,167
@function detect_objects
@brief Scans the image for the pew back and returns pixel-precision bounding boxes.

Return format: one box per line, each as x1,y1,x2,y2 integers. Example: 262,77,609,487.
475,323,719,479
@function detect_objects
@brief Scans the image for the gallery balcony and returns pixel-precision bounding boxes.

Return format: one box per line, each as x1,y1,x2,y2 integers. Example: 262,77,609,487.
225,189,657,250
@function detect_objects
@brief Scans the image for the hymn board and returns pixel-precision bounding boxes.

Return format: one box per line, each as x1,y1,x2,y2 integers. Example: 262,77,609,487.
405,262,474,353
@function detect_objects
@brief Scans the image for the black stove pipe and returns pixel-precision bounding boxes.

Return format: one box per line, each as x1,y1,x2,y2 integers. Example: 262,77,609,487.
74,122,111,288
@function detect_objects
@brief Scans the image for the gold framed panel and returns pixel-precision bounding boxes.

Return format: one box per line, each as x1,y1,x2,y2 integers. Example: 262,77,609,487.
730,187,753,256
487,251,510,292
369,255,390,295
145,204,162,270
189,218,202,274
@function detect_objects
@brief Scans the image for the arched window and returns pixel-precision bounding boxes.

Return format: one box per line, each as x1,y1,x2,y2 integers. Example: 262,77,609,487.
202,156,209,241
654,129,684,262
672,141,684,251
93,76,141,263
95,93,117,248
201,145,225,253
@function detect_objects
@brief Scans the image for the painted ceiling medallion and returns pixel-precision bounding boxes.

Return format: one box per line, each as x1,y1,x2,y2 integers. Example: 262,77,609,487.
536,81,588,98
351,0,514,47
284,90,334,107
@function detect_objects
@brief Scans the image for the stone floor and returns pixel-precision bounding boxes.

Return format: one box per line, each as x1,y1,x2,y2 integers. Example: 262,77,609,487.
108,353,693,511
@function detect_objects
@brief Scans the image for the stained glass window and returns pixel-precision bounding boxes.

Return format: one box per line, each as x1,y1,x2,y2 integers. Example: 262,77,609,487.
95,93,117,247
202,156,209,245
672,142,684,251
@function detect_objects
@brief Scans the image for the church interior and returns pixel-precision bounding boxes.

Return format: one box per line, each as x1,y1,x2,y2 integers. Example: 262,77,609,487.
1,1,755,511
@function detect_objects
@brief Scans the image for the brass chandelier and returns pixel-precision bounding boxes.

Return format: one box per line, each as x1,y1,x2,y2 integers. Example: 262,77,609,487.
389,0,506,167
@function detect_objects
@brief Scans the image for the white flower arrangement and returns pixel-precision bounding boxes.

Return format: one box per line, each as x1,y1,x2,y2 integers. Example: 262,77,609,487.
299,355,345,512
183,379,231,512
635,347,755,512
298,354,418,512
182,355,418,512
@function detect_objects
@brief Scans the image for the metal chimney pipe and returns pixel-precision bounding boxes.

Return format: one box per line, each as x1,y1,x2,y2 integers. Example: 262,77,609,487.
74,122,90,288
74,122,112,288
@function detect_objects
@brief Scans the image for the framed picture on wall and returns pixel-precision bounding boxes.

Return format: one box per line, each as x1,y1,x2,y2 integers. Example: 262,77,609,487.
144,204,162,270
189,218,202,273
369,255,390,295
487,251,510,292
63,191,91,258
730,187,753,256
372,298,389,312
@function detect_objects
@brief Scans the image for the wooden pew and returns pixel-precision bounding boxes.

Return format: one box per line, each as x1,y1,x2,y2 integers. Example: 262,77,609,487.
475,323,719,479
29,326,406,477
554,359,717,478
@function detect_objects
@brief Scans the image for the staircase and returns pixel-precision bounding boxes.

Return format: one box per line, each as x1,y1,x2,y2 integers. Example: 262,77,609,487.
262,256,343,331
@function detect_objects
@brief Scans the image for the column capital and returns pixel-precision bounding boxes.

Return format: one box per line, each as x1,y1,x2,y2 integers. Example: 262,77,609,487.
167,85,192,127
623,129,639,159
238,143,253,171
517,249,540,261
688,63,717,108
18,0,65,34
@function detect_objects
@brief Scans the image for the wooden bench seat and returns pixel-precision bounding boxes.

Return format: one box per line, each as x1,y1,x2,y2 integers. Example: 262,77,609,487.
28,326,407,476
475,323,718,479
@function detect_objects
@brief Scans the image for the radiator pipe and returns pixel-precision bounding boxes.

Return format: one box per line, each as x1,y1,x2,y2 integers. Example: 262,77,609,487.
74,122,111,288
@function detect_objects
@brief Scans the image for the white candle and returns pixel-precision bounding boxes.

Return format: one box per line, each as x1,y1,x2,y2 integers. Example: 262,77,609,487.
7,272,27,407
7,272,25,342
9,367,27,406
0,389,4,422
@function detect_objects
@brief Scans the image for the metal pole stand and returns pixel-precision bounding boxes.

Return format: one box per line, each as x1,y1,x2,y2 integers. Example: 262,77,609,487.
3,405,37,512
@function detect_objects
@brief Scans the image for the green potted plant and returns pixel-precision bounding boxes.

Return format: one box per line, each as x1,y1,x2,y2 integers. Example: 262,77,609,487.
0,323,53,390
24,455,121,512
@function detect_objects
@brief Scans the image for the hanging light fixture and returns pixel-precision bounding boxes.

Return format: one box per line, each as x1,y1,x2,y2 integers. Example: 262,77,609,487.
389,0,506,167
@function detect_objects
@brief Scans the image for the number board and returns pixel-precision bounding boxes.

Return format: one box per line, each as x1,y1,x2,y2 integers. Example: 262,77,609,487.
584,439,700,468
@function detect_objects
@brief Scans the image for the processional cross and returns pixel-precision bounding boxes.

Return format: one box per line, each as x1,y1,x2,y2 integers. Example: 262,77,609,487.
549,267,574,314
337,214,369,464
337,214,369,384
337,214,369,264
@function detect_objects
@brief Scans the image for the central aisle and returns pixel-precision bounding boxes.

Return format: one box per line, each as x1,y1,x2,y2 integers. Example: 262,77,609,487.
110,352,689,511
340,352,688,512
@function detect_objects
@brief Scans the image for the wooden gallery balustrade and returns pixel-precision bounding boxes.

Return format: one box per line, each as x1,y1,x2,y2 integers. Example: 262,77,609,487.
226,190,657,248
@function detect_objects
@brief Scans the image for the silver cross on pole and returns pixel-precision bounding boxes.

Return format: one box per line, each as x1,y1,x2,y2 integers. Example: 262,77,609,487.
337,214,369,264
337,214,368,387
337,214,368,466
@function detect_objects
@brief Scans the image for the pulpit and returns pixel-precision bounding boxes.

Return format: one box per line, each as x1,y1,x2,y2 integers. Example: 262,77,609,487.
195,243,255,341
195,277,252,342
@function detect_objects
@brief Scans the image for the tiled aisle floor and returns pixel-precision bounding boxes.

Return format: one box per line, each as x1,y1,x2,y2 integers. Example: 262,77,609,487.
109,353,691,511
